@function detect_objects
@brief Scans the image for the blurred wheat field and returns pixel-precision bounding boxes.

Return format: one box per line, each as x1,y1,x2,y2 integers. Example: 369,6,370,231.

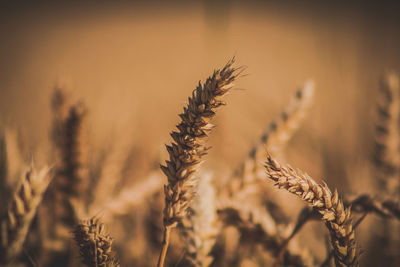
0,1,400,266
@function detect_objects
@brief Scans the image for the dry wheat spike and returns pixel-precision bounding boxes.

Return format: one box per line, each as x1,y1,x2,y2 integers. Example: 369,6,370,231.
264,154,358,267
181,173,219,267
229,82,314,195
374,72,400,196
73,217,119,267
0,166,52,264
51,89,88,233
157,58,241,267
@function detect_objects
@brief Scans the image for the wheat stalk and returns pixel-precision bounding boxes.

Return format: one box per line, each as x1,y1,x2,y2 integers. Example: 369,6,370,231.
264,154,358,267
157,58,241,267
73,217,119,267
0,166,52,264
0,132,9,216
181,172,219,267
345,194,400,220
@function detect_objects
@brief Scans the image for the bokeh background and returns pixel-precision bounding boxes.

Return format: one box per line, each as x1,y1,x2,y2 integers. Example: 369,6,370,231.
0,0,400,266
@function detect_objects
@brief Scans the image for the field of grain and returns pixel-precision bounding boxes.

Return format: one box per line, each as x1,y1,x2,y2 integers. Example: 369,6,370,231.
0,1,400,266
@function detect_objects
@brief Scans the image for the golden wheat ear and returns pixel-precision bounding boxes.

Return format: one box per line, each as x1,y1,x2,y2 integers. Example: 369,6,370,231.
157,58,241,267
73,217,119,267
181,172,219,267
50,88,89,235
264,154,358,267
227,81,314,197
374,72,400,197
0,166,52,264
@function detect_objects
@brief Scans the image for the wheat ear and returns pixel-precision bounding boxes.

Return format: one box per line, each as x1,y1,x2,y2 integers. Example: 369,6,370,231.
73,217,119,267
374,72,400,196
230,82,314,195
181,173,219,267
157,59,240,267
264,154,358,267
52,92,88,233
0,166,52,264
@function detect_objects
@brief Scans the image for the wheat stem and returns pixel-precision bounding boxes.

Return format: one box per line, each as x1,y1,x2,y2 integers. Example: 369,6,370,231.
157,225,171,267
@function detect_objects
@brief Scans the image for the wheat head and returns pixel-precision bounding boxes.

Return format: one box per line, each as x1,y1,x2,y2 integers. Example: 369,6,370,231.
0,166,52,264
157,58,241,267
374,72,400,196
229,82,314,196
181,173,219,267
73,217,119,267
264,154,358,267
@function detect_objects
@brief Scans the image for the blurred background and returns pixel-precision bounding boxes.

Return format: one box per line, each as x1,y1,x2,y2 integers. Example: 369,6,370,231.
0,0,399,171
0,0,400,266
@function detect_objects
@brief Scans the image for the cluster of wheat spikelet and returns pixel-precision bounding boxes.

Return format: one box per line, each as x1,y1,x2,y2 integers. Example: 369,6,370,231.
73,217,119,267
0,59,400,267
0,166,51,264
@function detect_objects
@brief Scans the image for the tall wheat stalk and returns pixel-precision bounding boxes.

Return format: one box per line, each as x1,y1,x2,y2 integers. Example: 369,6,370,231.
264,154,358,267
0,166,51,264
157,59,241,267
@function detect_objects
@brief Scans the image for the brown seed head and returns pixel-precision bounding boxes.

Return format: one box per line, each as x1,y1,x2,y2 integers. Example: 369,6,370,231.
264,154,358,267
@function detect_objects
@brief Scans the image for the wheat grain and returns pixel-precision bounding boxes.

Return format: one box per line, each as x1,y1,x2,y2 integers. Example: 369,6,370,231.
264,154,358,267
73,217,119,267
0,166,52,264
157,58,241,267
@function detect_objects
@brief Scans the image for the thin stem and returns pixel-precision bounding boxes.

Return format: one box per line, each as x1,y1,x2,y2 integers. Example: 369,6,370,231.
157,226,172,267
274,207,319,267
